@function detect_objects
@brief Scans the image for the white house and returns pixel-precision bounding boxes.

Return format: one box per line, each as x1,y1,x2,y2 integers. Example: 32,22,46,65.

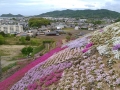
56,25,65,30
79,19,87,22
74,26,80,30
0,25,23,34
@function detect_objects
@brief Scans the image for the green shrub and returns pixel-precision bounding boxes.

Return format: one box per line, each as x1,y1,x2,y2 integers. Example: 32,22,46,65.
21,46,33,56
19,37,26,44
30,40,39,46
0,31,5,37
66,35,71,41
26,35,30,41
32,44,45,55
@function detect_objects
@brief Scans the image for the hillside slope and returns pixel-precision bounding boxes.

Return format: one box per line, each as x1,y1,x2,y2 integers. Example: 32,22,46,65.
1,22,120,90
0,13,24,17
38,9,120,18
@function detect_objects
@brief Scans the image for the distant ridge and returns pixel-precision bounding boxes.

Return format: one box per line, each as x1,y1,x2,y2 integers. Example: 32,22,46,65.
0,13,24,17
37,9,120,18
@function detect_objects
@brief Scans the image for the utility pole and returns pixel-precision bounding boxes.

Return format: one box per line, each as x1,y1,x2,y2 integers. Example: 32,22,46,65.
0,56,2,78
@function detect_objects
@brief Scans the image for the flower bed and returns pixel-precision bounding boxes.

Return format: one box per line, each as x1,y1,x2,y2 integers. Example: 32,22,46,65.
0,47,66,90
10,61,72,90
57,55,120,89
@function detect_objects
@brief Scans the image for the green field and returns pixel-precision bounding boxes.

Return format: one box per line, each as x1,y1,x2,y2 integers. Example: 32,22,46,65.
63,28,74,31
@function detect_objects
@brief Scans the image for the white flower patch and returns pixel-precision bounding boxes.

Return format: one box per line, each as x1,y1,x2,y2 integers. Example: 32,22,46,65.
112,37,120,45
115,29,120,35
112,26,120,31
114,22,120,27
104,24,113,32
112,50,120,60
97,45,109,55
62,36,88,48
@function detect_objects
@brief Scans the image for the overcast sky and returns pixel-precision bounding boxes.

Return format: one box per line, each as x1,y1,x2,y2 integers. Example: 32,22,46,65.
0,0,120,16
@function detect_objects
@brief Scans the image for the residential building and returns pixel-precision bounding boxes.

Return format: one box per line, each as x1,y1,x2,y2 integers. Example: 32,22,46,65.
74,26,80,30
0,24,23,34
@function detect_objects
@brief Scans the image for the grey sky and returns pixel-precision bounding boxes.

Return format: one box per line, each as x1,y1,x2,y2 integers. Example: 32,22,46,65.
0,0,120,16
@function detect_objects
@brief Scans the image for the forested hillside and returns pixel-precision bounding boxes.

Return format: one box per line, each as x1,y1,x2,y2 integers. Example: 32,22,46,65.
38,9,120,18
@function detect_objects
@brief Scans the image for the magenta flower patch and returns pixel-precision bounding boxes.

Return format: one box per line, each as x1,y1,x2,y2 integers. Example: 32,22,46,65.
86,42,93,48
82,48,89,53
40,76,47,81
0,47,66,90
113,44,120,50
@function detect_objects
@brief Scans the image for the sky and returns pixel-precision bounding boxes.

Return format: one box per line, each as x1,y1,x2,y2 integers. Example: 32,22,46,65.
0,0,120,16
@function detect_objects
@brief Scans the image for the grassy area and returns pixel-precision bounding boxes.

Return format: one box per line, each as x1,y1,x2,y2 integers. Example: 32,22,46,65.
8,53,26,61
32,44,45,56
0,50,9,56
4,36,55,45
80,28,88,30
2,62,17,72
5,37,20,45
63,28,74,31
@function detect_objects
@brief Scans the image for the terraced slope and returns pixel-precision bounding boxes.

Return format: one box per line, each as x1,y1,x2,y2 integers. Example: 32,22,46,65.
1,22,120,90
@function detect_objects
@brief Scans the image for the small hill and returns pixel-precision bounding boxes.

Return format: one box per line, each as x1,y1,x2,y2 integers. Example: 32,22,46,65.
38,9,120,18
0,13,24,17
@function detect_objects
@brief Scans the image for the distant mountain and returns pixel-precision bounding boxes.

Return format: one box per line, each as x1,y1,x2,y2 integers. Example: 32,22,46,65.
37,9,120,18
0,13,24,17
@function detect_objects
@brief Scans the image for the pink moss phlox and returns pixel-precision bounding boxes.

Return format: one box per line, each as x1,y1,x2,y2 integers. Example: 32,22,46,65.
46,75,54,81
0,47,66,90
40,76,47,81
55,69,63,73
37,86,42,90
55,73,62,78
44,81,52,87
86,42,93,48
27,84,33,90
99,29,103,32
50,72,55,76
82,48,89,53
39,81,44,86
113,44,120,50
52,77,59,83
32,82,38,89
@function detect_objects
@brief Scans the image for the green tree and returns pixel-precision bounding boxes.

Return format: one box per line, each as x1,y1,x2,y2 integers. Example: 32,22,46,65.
0,31,5,37
92,20,103,25
30,40,39,45
28,18,51,28
115,18,120,22
21,46,33,56
21,47,27,55
0,35,5,45
66,35,71,41
27,46,33,55
26,35,30,41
